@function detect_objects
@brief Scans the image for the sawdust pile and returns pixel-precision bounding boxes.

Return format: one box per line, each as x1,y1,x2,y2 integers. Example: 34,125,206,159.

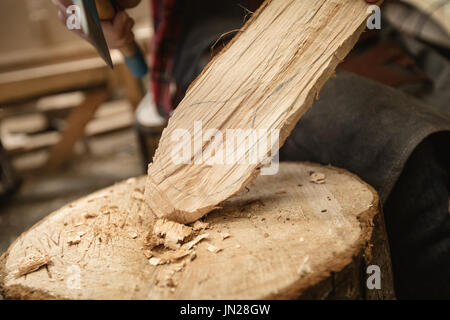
143,219,212,266
142,218,233,291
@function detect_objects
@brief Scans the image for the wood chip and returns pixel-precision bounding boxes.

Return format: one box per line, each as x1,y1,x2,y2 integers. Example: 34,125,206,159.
182,233,209,250
143,249,153,259
220,232,231,240
15,253,51,278
148,249,192,265
207,245,222,253
132,191,144,201
77,230,87,237
174,262,186,272
87,197,102,203
129,232,138,239
126,178,136,184
297,256,312,275
191,220,210,231
67,231,87,245
310,172,326,184
149,257,163,266
72,218,85,227
152,219,193,250
67,235,81,245
159,250,192,263
190,252,197,261
82,212,98,219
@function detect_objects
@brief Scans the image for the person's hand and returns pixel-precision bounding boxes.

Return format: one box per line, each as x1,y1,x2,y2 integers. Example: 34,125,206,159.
52,0,141,49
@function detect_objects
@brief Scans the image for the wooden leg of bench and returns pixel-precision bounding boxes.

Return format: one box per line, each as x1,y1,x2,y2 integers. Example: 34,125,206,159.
45,88,109,171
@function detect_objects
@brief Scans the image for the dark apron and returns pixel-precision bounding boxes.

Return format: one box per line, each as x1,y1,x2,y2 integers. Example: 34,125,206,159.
279,70,450,202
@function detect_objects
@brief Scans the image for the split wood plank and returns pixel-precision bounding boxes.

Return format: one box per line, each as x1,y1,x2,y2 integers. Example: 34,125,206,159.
143,0,382,224
0,163,395,299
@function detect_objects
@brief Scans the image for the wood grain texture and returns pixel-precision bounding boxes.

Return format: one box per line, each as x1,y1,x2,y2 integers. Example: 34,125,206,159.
143,0,379,224
0,163,394,299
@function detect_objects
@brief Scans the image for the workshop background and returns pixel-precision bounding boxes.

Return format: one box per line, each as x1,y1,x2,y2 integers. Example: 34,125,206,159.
0,0,449,270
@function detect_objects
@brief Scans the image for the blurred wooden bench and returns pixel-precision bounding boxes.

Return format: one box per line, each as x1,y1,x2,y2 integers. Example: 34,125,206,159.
0,27,151,171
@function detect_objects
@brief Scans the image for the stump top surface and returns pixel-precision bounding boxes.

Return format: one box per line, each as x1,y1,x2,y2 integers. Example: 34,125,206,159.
0,163,377,299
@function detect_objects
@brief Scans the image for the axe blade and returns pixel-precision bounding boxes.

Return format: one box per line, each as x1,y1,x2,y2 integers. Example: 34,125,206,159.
73,0,114,69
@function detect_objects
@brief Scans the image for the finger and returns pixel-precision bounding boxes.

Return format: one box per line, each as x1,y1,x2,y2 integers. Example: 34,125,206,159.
121,18,135,39
100,20,116,40
124,32,135,45
101,20,124,49
113,11,130,37
116,32,135,48
112,20,135,48
100,11,135,49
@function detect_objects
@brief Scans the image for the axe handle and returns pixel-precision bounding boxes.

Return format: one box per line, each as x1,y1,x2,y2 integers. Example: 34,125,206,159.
95,0,148,77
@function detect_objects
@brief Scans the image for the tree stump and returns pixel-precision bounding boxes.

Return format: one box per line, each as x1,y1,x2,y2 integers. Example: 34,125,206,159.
0,162,395,299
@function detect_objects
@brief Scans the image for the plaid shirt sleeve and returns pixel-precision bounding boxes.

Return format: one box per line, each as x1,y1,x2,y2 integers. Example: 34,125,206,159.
149,0,262,117
150,0,185,117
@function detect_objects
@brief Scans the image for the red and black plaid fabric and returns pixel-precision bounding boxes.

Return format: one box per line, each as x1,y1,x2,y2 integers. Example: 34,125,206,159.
150,0,184,117
149,0,262,116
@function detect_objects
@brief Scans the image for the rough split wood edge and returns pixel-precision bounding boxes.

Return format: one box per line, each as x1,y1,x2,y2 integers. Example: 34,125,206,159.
143,0,384,224
0,163,394,299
